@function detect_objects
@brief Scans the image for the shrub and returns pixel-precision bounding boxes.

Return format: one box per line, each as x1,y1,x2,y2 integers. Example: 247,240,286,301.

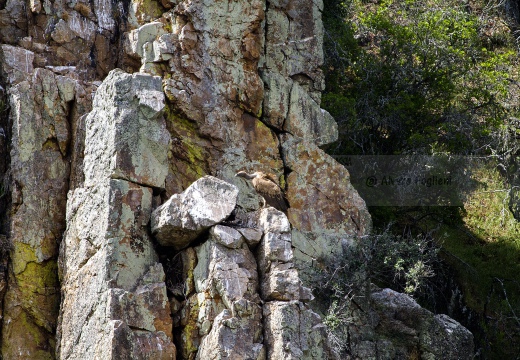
312,227,440,356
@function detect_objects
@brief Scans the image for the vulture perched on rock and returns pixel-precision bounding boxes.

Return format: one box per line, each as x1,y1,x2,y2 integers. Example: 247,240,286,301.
235,171,288,212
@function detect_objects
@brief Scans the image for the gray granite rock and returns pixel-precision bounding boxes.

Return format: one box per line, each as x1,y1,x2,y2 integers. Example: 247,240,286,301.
151,176,239,250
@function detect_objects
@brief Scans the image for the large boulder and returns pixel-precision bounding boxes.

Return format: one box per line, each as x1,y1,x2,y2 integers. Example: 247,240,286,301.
151,176,239,250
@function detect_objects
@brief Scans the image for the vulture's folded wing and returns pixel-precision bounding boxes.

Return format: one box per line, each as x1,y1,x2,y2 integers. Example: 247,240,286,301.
254,177,288,212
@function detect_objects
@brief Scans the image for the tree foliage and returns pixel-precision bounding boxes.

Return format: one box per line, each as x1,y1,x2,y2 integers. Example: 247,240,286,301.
323,0,520,156
322,1,520,358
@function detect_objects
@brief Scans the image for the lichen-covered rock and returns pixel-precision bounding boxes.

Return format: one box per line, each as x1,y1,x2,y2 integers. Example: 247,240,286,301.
168,181,334,359
139,0,286,212
263,301,332,359
196,304,265,360
258,232,293,268
57,69,175,359
193,238,260,310
254,207,335,358
1,0,125,79
210,225,244,249
236,227,263,248
0,45,34,85
262,71,292,129
1,65,85,359
282,135,371,237
0,0,141,354
344,288,474,360
151,176,239,250
285,82,338,146
262,74,337,146
257,207,292,234
125,22,168,61
256,208,300,301
175,234,263,359
58,179,175,360
280,134,372,278
262,267,301,301
264,0,324,90
421,314,475,359
83,69,171,189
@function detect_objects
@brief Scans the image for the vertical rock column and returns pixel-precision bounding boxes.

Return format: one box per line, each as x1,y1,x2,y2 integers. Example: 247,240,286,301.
257,208,334,359
0,44,85,359
57,69,175,359
192,225,265,360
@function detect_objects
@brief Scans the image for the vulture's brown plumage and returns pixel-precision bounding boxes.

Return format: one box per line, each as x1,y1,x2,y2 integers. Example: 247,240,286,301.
235,171,288,212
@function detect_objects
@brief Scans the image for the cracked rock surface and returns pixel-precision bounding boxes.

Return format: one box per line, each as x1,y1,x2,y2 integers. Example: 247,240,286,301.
57,70,175,360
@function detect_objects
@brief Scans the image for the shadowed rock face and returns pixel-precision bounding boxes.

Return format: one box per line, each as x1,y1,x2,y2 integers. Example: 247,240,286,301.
0,48,89,359
344,288,474,359
0,0,473,359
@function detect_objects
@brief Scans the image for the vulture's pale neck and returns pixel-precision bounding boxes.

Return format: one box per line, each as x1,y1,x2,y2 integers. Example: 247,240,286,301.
235,171,257,180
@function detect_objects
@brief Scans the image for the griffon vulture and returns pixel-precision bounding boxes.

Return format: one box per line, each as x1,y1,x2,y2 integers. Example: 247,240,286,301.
235,171,288,212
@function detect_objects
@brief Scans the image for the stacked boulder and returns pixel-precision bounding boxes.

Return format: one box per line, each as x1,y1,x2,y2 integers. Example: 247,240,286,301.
152,176,335,359
257,208,332,359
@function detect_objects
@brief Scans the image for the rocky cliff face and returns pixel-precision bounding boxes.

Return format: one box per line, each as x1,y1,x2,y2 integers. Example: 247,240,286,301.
0,0,471,358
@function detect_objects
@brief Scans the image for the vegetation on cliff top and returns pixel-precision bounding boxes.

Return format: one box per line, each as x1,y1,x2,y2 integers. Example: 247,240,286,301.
322,0,520,358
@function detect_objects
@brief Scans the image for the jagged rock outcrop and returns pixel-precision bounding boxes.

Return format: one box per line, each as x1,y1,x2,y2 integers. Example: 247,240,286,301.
262,0,371,273
0,0,474,358
0,0,130,355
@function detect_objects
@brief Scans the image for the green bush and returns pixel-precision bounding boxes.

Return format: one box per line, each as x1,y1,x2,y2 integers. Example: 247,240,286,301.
312,228,440,356
322,1,520,357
